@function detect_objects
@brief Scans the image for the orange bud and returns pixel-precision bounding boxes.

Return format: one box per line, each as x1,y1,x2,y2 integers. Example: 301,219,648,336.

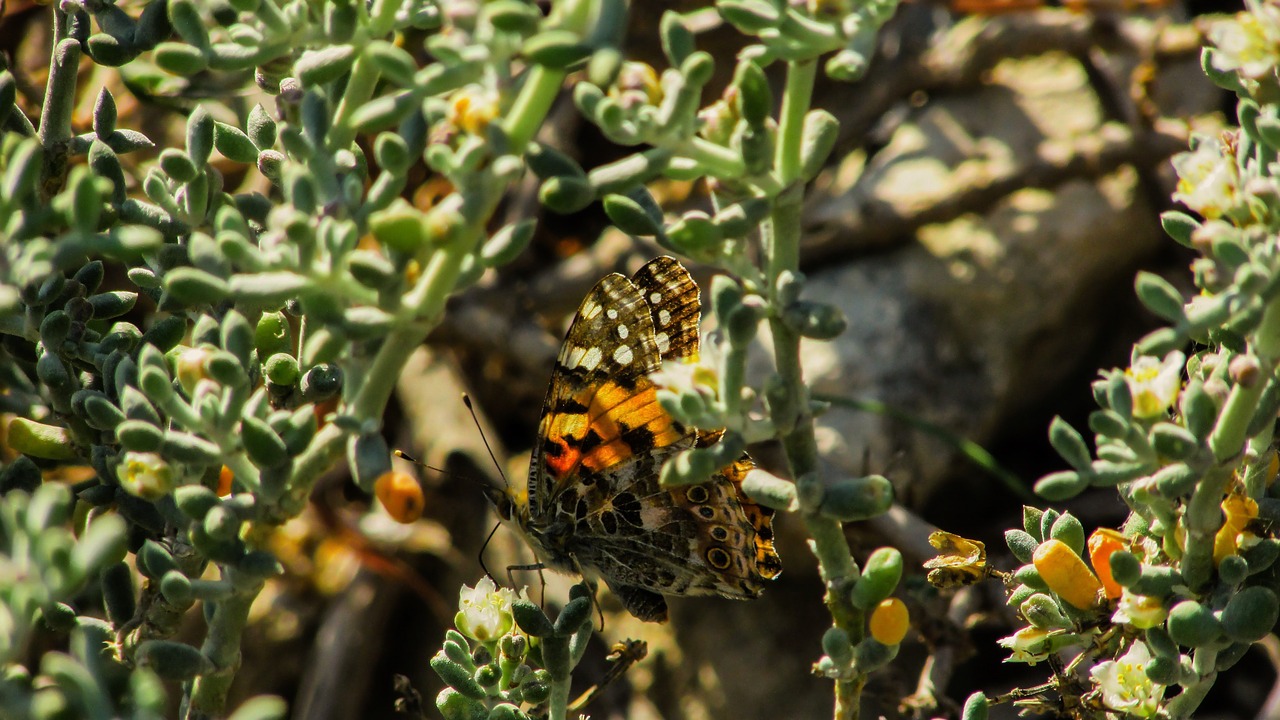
1214,491,1259,565
869,598,910,645
1033,539,1103,610
1087,528,1125,600
217,465,234,496
375,470,424,523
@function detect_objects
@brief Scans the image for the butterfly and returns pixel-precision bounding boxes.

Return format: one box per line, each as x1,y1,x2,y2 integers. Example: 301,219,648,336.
487,256,782,622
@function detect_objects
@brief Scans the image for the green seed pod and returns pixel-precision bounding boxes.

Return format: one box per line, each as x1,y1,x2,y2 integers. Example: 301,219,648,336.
1048,513,1085,556
733,60,771,128
295,45,356,87
70,514,128,575
522,30,591,69
818,474,892,522
154,41,209,75
666,211,722,252
163,432,222,466
718,0,781,33
853,637,898,672
487,0,541,34
204,504,240,543
512,600,554,638
554,597,592,636
1143,654,1180,686
300,363,343,401
159,147,197,181
539,175,594,214
347,432,390,491
1149,422,1199,460
821,626,853,665
186,105,215,165
1012,565,1049,592
138,540,178,579
435,688,488,719
369,200,427,254
1021,592,1071,630
118,420,164,452
961,693,989,720
1048,416,1091,471
228,272,309,308
1150,462,1198,498
174,485,219,520
254,312,292,358
1107,550,1141,587
799,109,839,182
243,416,289,468
165,267,230,305
782,301,847,339
740,468,798,512
1004,529,1038,565
1167,600,1222,647
474,664,500,689
474,219,533,267
137,640,216,680
40,602,77,634
87,291,137,321
486,703,523,720
349,90,419,134
1134,271,1184,322
1220,586,1279,643
101,561,137,627
263,353,300,387
87,33,138,66
357,44,414,90
850,547,903,610
431,652,487,699
1243,538,1280,575
214,122,259,164
1159,210,1199,248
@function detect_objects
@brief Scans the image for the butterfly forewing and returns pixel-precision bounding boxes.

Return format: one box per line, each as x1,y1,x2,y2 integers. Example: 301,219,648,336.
627,256,701,363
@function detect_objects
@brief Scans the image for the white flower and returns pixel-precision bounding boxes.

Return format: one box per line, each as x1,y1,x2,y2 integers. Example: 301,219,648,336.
1090,641,1165,718
1112,590,1167,630
1125,351,1185,419
455,577,519,643
1171,136,1240,220
997,626,1054,665
1209,3,1280,80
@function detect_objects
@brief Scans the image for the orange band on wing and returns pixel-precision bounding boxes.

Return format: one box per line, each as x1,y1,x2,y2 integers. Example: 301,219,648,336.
542,381,685,478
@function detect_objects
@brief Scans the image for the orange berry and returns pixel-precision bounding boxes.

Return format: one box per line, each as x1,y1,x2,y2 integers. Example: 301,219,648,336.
1033,539,1103,610
375,471,424,523
1087,528,1125,600
868,598,910,645
217,465,234,496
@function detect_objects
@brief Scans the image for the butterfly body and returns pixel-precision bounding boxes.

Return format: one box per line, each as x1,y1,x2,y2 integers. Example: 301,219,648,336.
492,257,781,622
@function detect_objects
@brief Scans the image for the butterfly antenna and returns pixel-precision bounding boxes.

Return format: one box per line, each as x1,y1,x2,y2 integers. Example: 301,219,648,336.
462,393,508,486
479,522,500,582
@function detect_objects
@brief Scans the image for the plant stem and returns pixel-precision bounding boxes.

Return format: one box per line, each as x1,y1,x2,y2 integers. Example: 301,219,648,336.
765,59,864,720
182,575,260,720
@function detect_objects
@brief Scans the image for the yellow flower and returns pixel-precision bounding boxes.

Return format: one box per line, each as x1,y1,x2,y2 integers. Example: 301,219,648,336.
455,577,522,643
1214,488,1260,564
997,626,1055,665
1125,351,1185,419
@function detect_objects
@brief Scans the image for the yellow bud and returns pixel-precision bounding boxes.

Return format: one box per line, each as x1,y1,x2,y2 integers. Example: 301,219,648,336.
869,598,909,646
1033,539,1102,610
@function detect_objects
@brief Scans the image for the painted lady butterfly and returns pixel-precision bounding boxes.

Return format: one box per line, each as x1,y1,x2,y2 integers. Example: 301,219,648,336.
488,256,782,622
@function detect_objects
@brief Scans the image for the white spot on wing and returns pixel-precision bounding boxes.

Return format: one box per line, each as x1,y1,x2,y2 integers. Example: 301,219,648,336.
581,346,603,370
618,324,629,339
613,345,633,365
655,332,670,354
606,308,618,320
658,309,671,327
650,292,662,304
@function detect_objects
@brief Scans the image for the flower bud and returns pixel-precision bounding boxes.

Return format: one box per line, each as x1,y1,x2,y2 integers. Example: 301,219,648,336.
1032,539,1102,610
868,598,909,645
